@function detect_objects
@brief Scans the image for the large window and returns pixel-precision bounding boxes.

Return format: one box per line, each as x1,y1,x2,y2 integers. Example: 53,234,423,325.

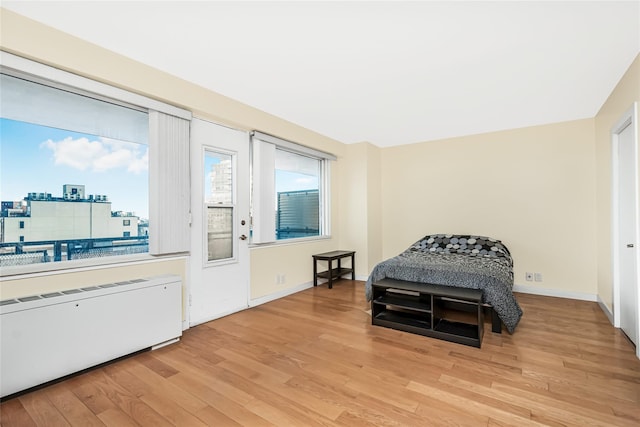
0,52,191,273
251,131,334,244
0,74,149,268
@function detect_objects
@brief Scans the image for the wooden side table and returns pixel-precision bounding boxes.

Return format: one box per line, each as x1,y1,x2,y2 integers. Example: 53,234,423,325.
312,250,355,289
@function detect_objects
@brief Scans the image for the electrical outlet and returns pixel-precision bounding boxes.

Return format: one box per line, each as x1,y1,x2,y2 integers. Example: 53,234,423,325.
275,274,286,285
525,272,533,281
534,273,543,282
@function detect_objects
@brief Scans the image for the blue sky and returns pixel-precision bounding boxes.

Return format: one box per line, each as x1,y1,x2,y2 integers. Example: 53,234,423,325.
203,149,318,203
2,118,319,220
1,118,149,219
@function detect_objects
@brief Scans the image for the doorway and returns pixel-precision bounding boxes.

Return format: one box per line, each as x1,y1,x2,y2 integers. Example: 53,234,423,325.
189,118,250,326
612,103,639,357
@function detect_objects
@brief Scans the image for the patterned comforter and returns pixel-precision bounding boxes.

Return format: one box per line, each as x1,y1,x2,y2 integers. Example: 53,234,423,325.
365,234,523,333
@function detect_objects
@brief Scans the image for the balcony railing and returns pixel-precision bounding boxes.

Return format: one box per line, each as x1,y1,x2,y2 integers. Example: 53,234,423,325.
0,236,149,267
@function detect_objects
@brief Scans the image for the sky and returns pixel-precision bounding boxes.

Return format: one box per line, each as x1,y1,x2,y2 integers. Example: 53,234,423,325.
204,148,319,204
1,118,318,220
1,118,149,219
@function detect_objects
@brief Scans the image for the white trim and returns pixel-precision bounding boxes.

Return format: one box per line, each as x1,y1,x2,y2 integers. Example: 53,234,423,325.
513,283,597,302
189,305,250,328
151,337,181,350
610,102,640,357
356,275,369,281
0,52,191,120
249,234,331,249
597,295,614,325
251,131,336,161
322,160,332,237
249,281,314,307
200,146,239,268
183,256,192,331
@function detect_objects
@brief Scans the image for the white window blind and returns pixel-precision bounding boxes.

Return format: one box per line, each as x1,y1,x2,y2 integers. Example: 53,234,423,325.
0,73,148,144
252,139,276,243
149,111,191,255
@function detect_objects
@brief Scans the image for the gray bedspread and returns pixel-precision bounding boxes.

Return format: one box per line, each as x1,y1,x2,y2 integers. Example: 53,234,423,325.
365,235,523,333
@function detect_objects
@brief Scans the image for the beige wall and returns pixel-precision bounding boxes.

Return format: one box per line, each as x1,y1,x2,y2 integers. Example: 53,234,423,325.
0,9,345,305
594,54,640,311
380,119,598,295
366,143,383,274
337,142,382,276
2,8,638,314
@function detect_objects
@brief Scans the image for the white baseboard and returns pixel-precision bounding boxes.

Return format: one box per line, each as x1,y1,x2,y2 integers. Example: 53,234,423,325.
356,275,369,281
513,283,597,302
597,295,615,325
249,281,314,307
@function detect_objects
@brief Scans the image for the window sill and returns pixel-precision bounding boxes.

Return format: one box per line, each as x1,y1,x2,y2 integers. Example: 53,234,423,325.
0,253,188,280
249,235,332,250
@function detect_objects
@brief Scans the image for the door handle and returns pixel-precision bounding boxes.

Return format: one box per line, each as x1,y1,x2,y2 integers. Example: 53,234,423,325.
240,234,247,241
627,243,635,248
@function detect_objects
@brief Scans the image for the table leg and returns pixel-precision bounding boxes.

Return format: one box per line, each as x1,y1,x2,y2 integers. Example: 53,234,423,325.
313,257,317,287
351,253,356,279
328,259,333,289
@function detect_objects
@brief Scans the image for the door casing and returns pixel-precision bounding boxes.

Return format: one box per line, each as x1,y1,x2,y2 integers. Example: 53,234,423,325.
611,102,640,357
188,118,250,327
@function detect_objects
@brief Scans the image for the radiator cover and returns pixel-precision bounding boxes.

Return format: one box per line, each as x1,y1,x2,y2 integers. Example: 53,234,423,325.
0,274,182,398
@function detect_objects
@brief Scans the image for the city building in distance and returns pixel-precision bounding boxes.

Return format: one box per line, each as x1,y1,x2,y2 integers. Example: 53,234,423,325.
1,184,140,243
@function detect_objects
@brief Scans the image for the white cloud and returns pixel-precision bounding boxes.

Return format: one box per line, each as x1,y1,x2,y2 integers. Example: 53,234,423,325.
41,136,148,174
295,177,315,185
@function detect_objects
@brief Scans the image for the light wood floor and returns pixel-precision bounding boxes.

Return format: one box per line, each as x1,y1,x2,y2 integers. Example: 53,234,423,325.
1,280,639,426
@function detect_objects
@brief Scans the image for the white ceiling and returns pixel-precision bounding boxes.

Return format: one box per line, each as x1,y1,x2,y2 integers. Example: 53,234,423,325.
3,1,639,147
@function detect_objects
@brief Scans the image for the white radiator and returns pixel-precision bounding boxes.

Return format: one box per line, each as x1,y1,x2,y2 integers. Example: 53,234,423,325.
0,274,182,398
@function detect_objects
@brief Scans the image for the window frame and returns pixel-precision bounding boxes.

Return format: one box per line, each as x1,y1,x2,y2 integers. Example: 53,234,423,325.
202,147,239,266
0,52,191,278
250,131,333,246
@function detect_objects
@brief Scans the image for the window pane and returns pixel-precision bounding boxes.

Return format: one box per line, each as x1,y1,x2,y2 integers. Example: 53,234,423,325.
0,118,149,267
275,149,320,240
207,207,233,261
204,150,234,261
205,151,233,204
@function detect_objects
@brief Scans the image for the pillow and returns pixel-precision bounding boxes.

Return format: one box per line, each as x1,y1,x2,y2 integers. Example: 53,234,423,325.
409,234,511,262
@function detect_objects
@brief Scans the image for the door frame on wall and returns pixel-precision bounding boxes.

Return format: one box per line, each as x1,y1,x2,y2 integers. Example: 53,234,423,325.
611,102,640,357
188,117,251,327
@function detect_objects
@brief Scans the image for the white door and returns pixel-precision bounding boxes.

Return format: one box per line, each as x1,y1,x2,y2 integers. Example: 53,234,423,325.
189,118,250,326
618,120,638,346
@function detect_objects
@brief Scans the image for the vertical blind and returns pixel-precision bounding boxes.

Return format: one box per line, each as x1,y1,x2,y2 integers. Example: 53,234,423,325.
149,111,191,255
251,139,277,243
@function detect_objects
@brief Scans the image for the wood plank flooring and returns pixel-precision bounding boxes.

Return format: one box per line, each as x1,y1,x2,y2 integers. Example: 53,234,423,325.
1,280,639,426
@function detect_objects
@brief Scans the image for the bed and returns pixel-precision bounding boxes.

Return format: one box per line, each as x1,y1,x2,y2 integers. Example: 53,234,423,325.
366,234,523,333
